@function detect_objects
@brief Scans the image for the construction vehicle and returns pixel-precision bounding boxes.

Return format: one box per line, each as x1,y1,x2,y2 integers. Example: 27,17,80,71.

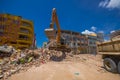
45,8,71,60
97,35,120,73
45,8,71,53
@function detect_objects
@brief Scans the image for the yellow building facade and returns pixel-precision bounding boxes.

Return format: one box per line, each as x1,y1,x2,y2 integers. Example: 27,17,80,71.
0,14,34,49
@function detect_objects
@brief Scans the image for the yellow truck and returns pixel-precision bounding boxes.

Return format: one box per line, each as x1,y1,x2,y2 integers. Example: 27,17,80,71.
97,37,120,73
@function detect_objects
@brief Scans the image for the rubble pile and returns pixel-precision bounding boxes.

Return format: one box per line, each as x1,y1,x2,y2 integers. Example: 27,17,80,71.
0,45,15,57
0,45,68,80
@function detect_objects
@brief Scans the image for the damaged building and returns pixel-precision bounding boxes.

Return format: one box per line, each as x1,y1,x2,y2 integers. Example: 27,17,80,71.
86,34,97,54
0,14,34,49
61,30,88,54
110,30,120,40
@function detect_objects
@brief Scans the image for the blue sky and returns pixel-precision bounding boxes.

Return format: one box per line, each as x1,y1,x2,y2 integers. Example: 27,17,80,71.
0,0,120,47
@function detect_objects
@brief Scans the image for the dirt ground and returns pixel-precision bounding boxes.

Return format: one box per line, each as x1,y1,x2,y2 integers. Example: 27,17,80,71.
9,54,120,80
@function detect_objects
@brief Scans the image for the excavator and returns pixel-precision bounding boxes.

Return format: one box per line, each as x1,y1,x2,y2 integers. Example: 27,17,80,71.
45,8,71,53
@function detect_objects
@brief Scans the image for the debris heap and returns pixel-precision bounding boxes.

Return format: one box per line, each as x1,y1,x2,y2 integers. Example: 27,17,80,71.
0,45,68,80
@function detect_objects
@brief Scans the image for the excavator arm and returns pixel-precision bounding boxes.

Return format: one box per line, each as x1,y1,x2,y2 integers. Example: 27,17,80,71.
45,8,71,52
50,8,61,43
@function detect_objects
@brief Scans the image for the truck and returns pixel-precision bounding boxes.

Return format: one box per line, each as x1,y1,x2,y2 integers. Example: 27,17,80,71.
97,36,120,73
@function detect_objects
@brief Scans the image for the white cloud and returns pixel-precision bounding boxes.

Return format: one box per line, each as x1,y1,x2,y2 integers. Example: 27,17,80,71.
110,30,115,33
98,31,104,33
82,30,95,35
99,0,120,9
99,0,109,8
91,26,96,31
104,39,109,42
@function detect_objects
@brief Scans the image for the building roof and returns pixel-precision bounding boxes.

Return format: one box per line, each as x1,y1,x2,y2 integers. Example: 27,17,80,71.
89,33,97,36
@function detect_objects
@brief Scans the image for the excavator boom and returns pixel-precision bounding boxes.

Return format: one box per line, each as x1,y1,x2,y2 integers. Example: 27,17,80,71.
45,8,61,43
45,8,71,52
51,8,61,43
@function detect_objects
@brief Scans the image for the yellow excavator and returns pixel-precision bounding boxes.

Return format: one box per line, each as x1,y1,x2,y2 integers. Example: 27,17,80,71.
45,8,71,52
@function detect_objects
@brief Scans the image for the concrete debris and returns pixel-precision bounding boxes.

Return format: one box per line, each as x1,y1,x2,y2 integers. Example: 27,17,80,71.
0,45,71,80
0,45,15,57
74,72,80,75
0,45,15,53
